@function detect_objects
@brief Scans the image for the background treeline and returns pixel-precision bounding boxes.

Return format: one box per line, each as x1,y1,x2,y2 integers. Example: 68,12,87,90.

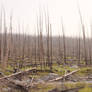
0,7,92,71
0,33,92,70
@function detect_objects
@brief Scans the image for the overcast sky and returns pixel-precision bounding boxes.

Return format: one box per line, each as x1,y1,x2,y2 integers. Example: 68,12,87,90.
0,0,92,37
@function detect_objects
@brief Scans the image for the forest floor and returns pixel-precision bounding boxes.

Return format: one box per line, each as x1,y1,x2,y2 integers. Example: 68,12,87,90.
0,64,92,92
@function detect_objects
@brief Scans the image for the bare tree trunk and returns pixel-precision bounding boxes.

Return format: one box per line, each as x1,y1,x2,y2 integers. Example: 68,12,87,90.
34,29,37,67
77,3,87,65
0,9,3,63
62,20,66,65
50,24,53,70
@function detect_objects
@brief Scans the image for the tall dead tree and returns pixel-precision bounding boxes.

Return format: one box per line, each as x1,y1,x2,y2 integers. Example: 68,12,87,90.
62,20,66,65
46,16,50,69
37,13,42,69
3,9,8,68
49,24,53,70
90,23,92,65
0,9,2,63
78,35,81,65
88,38,91,65
0,8,9,69
39,10,45,70
34,28,37,67
77,3,88,65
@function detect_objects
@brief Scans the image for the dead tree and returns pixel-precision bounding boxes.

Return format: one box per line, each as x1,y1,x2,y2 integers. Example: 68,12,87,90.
62,20,67,65
49,24,53,70
34,28,37,67
0,9,3,64
77,4,88,65
77,35,81,66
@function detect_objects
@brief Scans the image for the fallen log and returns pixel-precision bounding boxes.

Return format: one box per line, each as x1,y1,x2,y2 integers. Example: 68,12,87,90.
49,69,80,82
8,79,33,89
0,68,36,79
0,68,36,86
0,68,79,90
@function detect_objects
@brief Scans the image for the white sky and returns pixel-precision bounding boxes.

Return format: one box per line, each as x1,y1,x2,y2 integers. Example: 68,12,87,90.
0,0,92,37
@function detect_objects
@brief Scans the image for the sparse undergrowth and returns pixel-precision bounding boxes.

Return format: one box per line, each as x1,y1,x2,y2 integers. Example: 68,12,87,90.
77,67,92,77
1,63,92,77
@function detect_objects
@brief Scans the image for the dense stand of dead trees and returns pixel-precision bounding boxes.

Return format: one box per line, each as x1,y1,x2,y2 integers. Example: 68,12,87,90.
0,8,92,72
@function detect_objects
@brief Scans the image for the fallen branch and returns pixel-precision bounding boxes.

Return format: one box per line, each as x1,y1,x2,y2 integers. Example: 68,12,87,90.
8,78,33,89
49,69,80,82
0,68,36,86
